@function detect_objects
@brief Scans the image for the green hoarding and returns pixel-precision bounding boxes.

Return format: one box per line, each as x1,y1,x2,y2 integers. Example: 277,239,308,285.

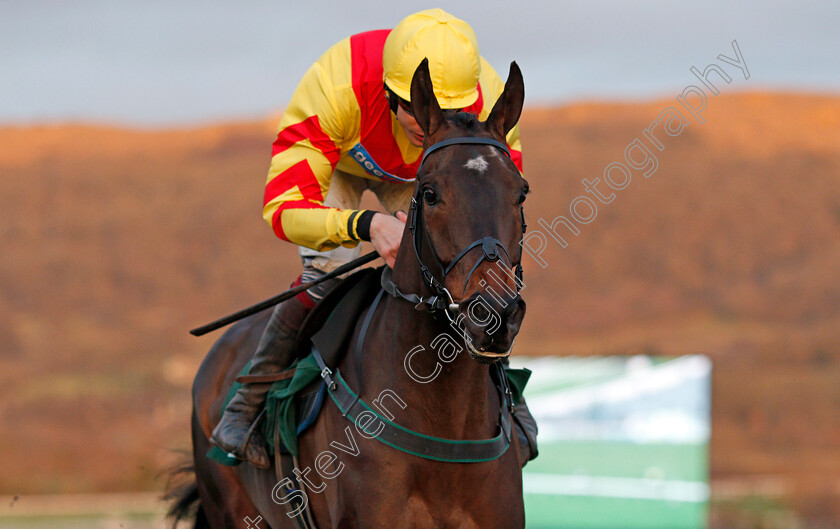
513,356,711,529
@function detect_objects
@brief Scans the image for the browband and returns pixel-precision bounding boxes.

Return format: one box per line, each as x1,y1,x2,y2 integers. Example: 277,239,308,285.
420,137,511,168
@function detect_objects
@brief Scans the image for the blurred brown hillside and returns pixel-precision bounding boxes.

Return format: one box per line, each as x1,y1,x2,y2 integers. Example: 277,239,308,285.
1,92,839,518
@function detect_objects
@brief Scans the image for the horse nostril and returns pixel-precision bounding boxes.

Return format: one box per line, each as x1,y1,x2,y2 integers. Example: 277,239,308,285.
502,296,526,323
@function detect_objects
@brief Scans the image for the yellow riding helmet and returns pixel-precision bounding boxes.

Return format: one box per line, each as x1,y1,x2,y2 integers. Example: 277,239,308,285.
383,9,481,110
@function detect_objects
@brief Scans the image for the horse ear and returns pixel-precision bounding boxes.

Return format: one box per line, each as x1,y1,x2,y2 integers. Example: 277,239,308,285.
486,61,524,139
410,58,445,138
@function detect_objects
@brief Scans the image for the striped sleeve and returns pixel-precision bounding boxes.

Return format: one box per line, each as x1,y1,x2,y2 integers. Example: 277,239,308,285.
262,38,369,251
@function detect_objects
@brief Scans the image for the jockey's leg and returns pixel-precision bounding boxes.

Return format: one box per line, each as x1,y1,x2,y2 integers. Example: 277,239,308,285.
502,358,539,467
209,282,314,468
501,356,539,467
211,169,368,468
210,269,345,468
512,395,539,467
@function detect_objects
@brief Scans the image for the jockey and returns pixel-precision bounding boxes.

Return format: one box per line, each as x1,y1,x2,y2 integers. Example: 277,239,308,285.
211,8,536,469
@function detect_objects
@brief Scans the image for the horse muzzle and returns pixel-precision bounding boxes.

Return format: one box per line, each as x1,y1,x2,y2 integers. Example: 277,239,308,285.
457,293,526,364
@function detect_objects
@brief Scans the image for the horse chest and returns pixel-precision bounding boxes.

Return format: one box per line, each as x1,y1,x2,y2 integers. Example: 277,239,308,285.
320,442,524,529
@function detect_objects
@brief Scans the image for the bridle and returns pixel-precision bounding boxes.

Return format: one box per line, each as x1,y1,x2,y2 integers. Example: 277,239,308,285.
384,136,526,322
300,137,526,481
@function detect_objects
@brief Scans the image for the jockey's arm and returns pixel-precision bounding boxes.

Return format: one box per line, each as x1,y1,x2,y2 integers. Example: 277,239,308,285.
262,40,378,253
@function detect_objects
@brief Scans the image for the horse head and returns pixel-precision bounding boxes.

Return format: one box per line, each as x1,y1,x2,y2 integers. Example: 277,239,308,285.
403,58,528,364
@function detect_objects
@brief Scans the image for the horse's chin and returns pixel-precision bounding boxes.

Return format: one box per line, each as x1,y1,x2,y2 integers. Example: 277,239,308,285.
466,340,512,364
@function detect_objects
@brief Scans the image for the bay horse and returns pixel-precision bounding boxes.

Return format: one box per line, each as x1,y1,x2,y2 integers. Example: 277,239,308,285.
173,58,529,529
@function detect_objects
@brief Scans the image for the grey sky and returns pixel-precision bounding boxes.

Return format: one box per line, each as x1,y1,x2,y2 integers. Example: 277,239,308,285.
2,0,838,126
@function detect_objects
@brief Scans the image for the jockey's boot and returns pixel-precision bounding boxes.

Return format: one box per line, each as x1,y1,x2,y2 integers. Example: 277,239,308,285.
512,396,539,467
210,295,311,469
502,357,539,467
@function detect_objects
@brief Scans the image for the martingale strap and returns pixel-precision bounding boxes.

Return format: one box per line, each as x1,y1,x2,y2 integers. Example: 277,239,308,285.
309,291,513,463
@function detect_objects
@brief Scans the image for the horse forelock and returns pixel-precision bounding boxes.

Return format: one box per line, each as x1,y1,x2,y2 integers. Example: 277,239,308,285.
450,111,481,130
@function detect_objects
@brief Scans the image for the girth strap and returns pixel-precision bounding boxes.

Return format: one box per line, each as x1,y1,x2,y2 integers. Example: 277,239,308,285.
276,428,317,529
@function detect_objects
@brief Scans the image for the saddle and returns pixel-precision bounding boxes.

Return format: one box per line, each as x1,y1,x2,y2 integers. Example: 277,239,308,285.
207,266,383,466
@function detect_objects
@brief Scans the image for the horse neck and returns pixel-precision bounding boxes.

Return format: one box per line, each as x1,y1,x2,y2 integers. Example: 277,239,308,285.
363,250,500,439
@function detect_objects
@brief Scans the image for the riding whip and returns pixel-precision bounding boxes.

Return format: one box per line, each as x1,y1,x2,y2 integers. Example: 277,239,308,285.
189,251,380,336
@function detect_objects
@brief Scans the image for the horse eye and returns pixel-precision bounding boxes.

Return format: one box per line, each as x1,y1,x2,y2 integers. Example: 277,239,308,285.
423,187,439,205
